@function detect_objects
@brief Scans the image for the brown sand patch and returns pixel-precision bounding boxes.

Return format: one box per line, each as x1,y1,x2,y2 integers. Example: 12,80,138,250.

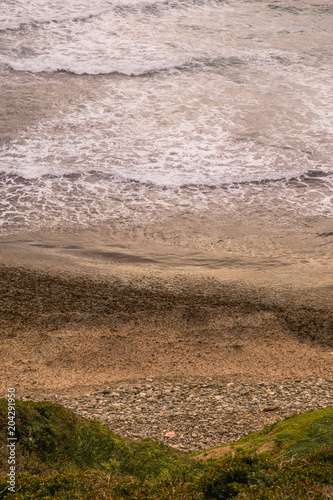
0,260,332,395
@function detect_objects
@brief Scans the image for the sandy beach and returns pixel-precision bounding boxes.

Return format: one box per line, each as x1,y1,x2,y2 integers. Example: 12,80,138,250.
1,0,333,456
1,224,332,398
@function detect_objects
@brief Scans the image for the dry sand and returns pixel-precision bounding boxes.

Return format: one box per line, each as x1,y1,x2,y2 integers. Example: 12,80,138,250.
0,229,332,397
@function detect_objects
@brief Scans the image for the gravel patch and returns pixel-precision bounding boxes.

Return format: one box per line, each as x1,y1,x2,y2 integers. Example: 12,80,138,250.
22,376,333,452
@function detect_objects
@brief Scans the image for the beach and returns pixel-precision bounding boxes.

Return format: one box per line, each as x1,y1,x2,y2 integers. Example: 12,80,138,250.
0,0,332,450
1,224,332,392
1,227,333,450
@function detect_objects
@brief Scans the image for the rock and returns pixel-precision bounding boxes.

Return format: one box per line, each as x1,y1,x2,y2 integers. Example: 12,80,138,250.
30,377,333,452
262,406,280,412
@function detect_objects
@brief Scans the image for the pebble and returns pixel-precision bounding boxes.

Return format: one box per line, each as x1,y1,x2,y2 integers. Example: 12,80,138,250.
19,377,333,452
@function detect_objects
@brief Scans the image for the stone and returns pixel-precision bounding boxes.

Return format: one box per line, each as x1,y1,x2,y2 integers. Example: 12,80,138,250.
29,377,332,453
262,406,280,412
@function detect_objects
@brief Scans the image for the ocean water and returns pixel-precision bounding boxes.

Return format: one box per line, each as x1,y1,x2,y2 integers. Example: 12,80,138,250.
0,0,332,233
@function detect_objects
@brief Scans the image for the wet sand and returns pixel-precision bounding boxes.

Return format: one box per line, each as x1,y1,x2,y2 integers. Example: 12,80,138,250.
1,225,332,397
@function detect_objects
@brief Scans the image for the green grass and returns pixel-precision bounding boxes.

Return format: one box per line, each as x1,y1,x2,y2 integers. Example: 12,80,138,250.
0,400,332,499
208,406,333,459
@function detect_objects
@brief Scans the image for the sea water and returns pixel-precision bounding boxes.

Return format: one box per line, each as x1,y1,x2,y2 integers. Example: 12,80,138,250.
0,0,332,234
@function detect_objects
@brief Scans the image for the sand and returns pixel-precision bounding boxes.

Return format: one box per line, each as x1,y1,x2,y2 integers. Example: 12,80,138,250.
0,227,332,397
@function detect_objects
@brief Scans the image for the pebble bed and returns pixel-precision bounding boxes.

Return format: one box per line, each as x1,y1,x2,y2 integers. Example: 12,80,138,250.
27,377,333,452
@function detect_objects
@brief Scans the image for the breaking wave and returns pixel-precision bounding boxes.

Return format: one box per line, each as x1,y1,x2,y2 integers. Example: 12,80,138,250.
1,55,247,76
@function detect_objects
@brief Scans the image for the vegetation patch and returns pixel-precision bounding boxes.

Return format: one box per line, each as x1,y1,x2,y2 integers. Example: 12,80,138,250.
195,406,333,462
0,400,332,499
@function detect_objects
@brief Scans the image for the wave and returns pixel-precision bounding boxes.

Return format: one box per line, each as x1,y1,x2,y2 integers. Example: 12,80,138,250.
267,4,303,14
0,0,221,32
267,3,333,15
0,7,114,32
1,169,331,190
1,169,332,231
2,0,330,33
1,55,246,77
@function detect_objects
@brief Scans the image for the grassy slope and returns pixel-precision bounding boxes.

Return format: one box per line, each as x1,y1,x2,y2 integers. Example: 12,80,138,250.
196,406,333,460
0,400,332,499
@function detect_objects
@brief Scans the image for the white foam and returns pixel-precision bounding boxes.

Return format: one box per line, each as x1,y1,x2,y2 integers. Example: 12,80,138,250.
1,0,333,231
0,1,229,76
2,61,331,186
0,0,117,31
